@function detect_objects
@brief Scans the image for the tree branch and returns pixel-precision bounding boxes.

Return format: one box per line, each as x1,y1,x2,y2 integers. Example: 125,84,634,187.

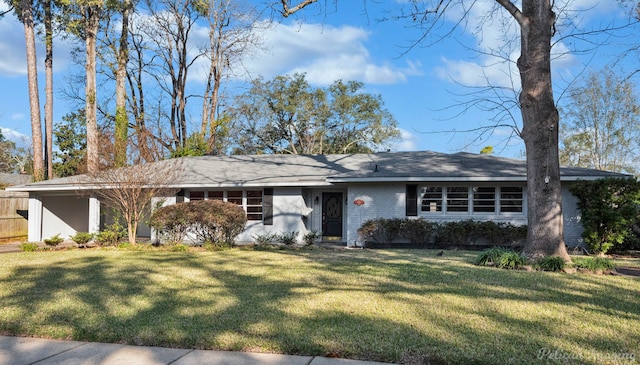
280,0,318,17
494,0,525,27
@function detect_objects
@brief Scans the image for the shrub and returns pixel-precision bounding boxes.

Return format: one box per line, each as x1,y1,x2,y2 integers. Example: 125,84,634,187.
401,218,438,246
496,251,527,269
149,200,247,246
70,232,94,246
358,218,389,242
253,233,278,245
302,231,321,246
188,200,247,245
573,257,616,271
95,222,126,246
148,202,192,245
19,242,39,252
277,231,298,245
44,234,64,247
536,256,566,272
474,247,512,266
569,177,640,254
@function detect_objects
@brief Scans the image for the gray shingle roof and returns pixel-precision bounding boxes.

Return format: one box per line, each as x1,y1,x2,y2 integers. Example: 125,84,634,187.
7,151,628,192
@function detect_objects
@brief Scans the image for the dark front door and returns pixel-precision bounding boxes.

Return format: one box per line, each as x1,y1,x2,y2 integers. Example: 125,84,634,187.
322,192,343,238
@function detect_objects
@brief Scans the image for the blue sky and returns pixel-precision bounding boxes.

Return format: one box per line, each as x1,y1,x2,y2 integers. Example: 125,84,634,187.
0,0,638,160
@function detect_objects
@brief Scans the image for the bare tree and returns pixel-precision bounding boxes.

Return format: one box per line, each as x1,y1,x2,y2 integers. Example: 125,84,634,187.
199,0,263,154
84,159,182,244
139,0,206,152
277,0,575,260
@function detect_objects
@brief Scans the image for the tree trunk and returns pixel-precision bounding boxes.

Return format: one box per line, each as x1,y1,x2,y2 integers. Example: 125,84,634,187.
516,0,570,261
85,5,101,174
21,0,44,181
44,0,53,179
114,0,131,167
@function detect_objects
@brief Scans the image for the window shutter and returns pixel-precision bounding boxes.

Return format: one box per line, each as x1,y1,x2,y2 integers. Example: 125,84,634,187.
263,188,273,225
406,184,418,216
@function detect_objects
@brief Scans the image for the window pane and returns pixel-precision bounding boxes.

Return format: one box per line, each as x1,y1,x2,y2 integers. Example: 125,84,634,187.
501,187,523,212
227,191,243,205
447,187,469,212
208,191,223,200
473,187,496,213
190,191,205,201
420,187,442,212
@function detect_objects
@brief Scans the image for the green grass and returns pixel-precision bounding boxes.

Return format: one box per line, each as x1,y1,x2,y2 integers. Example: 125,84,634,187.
1,249,639,364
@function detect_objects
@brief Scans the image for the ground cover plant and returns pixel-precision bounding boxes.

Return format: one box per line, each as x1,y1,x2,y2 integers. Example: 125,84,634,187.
0,249,638,364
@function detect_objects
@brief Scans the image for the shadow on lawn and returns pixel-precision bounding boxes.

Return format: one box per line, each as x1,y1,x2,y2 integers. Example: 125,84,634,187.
0,249,639,364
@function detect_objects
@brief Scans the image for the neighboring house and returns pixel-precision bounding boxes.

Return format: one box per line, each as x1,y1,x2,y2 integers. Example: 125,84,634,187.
7,151,625,246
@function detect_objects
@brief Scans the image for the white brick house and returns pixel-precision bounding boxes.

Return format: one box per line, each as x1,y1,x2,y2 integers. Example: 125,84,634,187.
8,151,624,247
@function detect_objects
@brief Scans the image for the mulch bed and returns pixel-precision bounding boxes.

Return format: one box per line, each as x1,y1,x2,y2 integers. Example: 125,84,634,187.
614,266,640,277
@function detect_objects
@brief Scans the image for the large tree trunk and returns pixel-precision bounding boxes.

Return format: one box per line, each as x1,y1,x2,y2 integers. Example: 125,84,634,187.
21,0,44,181
85,5,101,174
44,0,53,179
514,0,570,261
114,0,132,167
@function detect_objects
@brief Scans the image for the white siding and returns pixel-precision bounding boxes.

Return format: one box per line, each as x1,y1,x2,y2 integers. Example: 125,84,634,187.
41,195,89,240
346,184,405,244
237,187,309,243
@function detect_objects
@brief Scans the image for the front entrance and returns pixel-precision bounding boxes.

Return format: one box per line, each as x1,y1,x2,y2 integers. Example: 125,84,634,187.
322,192,343,240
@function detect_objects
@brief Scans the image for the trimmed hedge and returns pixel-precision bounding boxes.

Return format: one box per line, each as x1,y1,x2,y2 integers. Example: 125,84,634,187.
149,200,247,245
358,218,526,248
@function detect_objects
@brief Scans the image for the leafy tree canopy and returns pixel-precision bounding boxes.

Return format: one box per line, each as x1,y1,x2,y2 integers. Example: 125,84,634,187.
230,73,401,155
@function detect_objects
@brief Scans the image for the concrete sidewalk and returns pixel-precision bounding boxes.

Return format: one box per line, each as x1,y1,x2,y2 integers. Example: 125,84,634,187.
0,336,396,365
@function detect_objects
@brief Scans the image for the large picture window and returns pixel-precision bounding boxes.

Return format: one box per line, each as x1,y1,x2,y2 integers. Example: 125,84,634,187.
188,190,263,221
418,185,524,215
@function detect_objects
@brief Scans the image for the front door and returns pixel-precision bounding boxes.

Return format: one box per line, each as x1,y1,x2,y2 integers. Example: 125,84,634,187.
322,192,343,239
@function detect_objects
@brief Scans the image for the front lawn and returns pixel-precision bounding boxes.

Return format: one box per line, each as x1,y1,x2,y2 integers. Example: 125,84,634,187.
0,248,638,364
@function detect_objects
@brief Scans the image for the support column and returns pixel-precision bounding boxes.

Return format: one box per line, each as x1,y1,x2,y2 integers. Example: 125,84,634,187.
88,196,100,234
27,194,42,242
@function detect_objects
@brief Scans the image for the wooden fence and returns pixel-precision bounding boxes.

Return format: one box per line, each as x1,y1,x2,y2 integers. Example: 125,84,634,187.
0,191,28,243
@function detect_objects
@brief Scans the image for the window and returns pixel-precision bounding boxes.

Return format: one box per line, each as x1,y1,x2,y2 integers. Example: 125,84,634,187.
184,190,264,221
418,185,524,215
446,187,469,212
208,191,223,200
189,191,205,201
420,187,442,212
246,190,263,221
473,187,496,213
227,191,243,205
500,187,523,213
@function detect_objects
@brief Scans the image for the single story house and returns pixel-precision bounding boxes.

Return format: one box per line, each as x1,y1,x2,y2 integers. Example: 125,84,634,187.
7,151,625,246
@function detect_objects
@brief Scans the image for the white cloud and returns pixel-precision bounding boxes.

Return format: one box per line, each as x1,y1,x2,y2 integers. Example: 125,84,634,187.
0,127,30,145
0,11,76,77
434,0,607,90
241,22,422,85
10,113,25,121
392,129,419,151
